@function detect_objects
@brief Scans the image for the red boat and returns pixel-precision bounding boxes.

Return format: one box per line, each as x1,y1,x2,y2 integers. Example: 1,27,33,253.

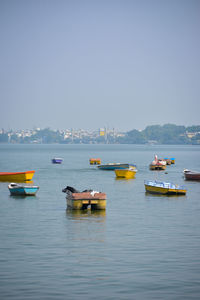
183,169,200,180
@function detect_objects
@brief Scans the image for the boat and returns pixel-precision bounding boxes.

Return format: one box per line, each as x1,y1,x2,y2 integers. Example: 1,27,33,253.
62,186,106,210
98,163,136,170
170,158,175,164
144,180,186,195
52,158,63,164
164,157,175,164
163,158,172,165
8,183,39,196
0,171,35,182
89,158,101,165
149,155,166,170
115,167,137,179
183,169,200,180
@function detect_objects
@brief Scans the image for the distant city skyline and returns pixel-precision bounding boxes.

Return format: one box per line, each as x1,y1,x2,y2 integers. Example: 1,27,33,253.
1,0,200,131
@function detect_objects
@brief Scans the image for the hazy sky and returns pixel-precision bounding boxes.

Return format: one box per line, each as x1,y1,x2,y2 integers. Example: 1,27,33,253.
0,0,199,131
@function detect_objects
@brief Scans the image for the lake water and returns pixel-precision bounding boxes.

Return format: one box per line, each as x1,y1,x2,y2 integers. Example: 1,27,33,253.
0,144,200,299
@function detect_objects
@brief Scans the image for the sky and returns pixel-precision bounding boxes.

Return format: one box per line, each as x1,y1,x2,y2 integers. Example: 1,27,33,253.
0,0,200,132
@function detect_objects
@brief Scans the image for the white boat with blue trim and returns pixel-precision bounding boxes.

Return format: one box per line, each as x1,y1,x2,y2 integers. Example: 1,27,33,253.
8,183,39,196
144,180,186,195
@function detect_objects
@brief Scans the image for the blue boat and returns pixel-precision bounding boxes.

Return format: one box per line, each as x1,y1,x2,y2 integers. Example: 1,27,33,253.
98,163,136,170
52,158,63,164
8,183,39,196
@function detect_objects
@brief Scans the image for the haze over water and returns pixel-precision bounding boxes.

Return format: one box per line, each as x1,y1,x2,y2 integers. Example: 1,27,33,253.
0,144,200,299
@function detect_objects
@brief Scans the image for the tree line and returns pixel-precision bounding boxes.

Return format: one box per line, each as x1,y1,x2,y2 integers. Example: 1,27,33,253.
0,124,200,144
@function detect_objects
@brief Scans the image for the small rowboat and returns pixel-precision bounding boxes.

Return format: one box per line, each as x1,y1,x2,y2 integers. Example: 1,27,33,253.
115,167,137,179
0,171,35,182
144,180,186,195
183,169,200,180
8,183,39,196
52,158,63,164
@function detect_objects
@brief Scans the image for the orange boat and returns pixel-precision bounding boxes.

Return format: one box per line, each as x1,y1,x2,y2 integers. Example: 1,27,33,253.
0,171,35,182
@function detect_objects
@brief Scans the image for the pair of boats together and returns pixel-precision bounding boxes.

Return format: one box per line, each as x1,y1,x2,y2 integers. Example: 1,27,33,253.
149,155,175,170
97,163,138,179
0,170,39,196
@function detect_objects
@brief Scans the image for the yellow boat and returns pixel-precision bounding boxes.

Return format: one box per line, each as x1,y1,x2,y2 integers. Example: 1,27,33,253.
170,158,175,164
89,158,101,165
115,167,137,179
149,164,166,170
0,171,35,182
144,180,186,195
62,186,106,210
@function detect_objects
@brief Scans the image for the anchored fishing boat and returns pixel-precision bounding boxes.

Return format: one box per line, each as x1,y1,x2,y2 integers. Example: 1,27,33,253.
98,163,136,170
115,167,137,179
183,169,200,180
149,155,166,170
8,183,39,196
0,171,35,182
144,180,186,195
62,186,106,210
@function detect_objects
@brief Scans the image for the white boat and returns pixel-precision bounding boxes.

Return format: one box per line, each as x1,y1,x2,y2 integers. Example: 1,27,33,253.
8,183,39,196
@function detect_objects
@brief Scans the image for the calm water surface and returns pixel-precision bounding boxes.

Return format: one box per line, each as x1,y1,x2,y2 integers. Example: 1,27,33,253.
0,144,200,299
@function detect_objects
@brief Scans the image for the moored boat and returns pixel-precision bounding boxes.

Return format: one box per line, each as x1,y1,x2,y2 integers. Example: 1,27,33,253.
115,167,137,179
89,158,101,165
52,158,63,164
98,163,136,170
8,183,39,196
62,186,106,210
144,180,186,195
149,155,166,170
0,171,35,182
163,158,172,165
183,169,200,180
170,158,175,164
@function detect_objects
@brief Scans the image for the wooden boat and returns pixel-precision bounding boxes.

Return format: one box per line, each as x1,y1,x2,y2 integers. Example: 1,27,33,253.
144,180,186,195
149,155,166,170
89,158,101,165
183,169,200,180
0,171,35,182
62,186,106,210
98,163,136,170
8,183,39,196
115,167,137,179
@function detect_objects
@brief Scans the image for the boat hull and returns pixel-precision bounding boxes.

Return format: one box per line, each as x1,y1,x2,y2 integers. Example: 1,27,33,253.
149,164,166,170
52,158,62,164
89,158,101,165
8,184,39,196
115,169,137,179
66,192,106,210
184,170,200,180
0,171,35,182
145,185,186,195
144,180,186,195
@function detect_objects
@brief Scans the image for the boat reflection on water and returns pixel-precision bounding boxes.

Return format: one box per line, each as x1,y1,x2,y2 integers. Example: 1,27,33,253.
145,192,186,199
66,208,106,221
115,177,136,182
